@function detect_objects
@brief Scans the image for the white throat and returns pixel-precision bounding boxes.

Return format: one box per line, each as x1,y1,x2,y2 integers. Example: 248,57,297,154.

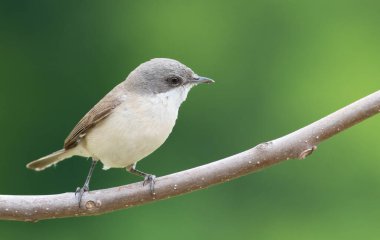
155,84,194,110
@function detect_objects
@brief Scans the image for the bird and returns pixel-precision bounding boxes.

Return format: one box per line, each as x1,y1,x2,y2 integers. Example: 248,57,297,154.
26,58,214,205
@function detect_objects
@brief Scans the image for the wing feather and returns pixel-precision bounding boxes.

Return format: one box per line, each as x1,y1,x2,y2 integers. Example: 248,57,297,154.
64,84,125,149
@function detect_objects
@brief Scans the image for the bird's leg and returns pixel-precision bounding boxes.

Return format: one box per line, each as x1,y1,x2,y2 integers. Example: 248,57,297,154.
75,159,98,207
126,163,156,194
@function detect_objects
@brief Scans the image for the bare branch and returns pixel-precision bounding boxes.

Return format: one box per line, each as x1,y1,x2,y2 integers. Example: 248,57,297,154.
1,90,380,222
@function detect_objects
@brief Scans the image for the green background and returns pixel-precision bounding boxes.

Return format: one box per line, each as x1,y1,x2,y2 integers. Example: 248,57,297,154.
1,0,380,239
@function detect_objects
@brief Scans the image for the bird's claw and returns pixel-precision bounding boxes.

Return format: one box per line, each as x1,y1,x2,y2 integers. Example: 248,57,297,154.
75,185,89,207
143,174,156,194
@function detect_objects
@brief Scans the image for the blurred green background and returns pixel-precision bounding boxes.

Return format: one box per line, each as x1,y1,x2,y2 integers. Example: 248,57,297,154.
1,0,380,239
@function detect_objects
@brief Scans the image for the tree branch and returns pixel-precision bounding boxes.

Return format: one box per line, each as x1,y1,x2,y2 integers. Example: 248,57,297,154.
1,90,380,222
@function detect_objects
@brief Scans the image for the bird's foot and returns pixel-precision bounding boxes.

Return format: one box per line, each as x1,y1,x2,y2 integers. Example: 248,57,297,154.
75,185,89,207
143,174,156,195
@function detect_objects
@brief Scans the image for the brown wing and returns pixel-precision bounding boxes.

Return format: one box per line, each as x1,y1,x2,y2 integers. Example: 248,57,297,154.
64,84,125,149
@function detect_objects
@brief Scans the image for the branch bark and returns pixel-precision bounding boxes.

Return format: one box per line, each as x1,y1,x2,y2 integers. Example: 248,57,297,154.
1,91,380,222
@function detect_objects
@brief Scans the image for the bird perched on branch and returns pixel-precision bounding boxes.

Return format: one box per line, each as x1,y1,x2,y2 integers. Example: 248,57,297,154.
26,58,214,205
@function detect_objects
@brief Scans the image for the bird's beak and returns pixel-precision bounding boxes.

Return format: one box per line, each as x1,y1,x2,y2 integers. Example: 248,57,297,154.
190,75,215,84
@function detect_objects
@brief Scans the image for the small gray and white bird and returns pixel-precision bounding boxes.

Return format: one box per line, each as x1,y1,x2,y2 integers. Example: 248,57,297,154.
26,58,213,203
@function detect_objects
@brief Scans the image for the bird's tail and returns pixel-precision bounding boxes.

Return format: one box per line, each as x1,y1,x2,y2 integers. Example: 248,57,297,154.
26,149,75,171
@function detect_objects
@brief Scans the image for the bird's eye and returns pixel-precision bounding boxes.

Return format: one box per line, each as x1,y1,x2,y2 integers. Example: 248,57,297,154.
167,77,182,86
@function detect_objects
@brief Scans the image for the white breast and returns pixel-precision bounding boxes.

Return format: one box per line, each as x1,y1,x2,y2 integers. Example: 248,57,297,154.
81,86,192,169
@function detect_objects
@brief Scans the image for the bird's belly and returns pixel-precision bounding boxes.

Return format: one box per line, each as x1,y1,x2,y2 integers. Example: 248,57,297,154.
82,103,176,169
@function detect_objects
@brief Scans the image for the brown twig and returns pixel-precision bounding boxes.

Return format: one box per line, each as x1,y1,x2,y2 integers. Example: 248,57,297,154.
1,90,380,222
